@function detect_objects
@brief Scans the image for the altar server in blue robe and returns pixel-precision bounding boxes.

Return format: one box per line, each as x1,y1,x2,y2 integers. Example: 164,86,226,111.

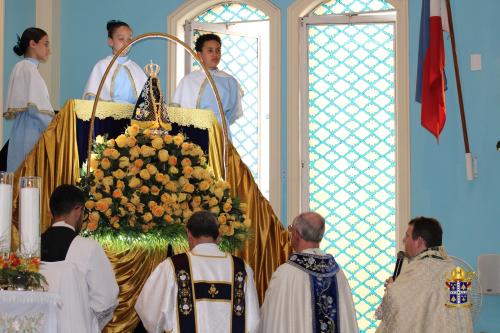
3,27,54,172
83,20,146,104
259,212,359,333
173,33,243,139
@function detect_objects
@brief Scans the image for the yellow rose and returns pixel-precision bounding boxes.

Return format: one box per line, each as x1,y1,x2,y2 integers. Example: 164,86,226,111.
103,148,114,158
127,136,137,148
113,222,120,229
140,185,149,194
107,138,115,147
105,209,112,217
213,188,224,199
85,200,95,210
140,145,155,157
134,159,144,169
95,135,105,144
146,164,158,176
152,205,165,218
95,199,109,212
120,196,128,205
164,135,173,144
178,193,187,202
183,166,194,178
168,156,177,166
226,225,234,236
192,167,204,180
111,216,119,225
169,166,179,174
208,197,218,207
93,169,104,181
182,183,195,193
158,149,169,162
112,169,126,180
223,202,232,213
90,157,99,171
116,134,128,148
129,177,141,188
143,213,153,222
151,137,164,150
181,158,192,167
232,222,242,229
102,176,114,186
128,124,140,136
219,224,229,236
199,180,210,191
164,214,173,223
148,201,157,209
183,209,193,220
126,203,136,213
94,193,103,200
112,189,123,198
118,156,130,169
129,146,140,159
101,158,111,170
155,173,165,183
116,180,125,190
139,169,151,180
103,185,111,194
151,186,160,196
210,206,220,215
173,134,184,146
165,181,177,192
218,214,227,225
200,156,207,165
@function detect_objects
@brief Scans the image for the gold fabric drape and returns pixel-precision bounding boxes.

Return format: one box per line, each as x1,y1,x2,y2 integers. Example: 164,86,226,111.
11,100,290,332
11,100,80,250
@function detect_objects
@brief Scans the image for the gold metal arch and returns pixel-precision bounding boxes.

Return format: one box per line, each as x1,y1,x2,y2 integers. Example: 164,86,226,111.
86,32,229,178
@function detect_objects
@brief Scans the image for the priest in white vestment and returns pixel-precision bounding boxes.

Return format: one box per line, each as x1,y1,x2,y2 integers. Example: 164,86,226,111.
173,33,243,137
135,211,260,333
41,185,119,332
259,212,359,333
83,20,146,104
376,217,473,333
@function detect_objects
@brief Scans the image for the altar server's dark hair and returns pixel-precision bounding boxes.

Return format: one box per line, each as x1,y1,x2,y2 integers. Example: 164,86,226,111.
13,27,47,56
186,211,219,240
107,20,131,38
49,185,85,218
195,33,221,52
409,216,443,248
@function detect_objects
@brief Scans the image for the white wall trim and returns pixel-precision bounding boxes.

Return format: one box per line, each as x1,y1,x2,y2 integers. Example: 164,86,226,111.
167,0,282,217
0,0,4,147
36,0,60,109
287,0,411,248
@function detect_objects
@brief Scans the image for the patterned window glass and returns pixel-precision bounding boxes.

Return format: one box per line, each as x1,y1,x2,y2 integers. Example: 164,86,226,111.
194,2,268,23
307,1,396,332
311,0,393,15
193,3,268,184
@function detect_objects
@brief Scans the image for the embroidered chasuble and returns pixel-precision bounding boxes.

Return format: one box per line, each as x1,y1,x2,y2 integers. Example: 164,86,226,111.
135,243,260,333
376,247,473,333
259,248,359,333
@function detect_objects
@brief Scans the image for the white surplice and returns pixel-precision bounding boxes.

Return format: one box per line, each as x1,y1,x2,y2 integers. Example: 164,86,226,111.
83,55,146,103
4,58,54,172
259,248,359,333
135,243,260,333
173,69,243,126
376,247,473,333
47,222,119,331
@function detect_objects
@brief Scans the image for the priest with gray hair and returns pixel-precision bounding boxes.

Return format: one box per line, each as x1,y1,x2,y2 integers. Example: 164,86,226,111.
259,211,359,333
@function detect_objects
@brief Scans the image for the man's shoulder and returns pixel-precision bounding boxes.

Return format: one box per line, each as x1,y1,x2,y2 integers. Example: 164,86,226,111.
71,235,104,251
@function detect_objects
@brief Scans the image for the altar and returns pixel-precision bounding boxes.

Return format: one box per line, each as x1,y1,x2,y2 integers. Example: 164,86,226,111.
7,99,290,332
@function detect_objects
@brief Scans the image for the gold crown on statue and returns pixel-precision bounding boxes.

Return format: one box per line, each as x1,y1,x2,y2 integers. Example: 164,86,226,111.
144,61,160,78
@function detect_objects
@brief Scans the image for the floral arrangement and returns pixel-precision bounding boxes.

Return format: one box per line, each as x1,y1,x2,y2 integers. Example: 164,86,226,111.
0,253,46,290
81,124,251,252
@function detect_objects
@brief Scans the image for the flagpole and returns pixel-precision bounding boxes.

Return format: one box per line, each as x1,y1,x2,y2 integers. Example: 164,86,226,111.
445,0,470,154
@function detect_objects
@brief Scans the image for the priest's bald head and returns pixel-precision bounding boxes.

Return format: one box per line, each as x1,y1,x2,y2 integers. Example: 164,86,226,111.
186,210,221,250
289,212,325,252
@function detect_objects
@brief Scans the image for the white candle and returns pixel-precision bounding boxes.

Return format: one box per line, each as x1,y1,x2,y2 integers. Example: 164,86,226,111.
20,187,40,256
0,183,13,252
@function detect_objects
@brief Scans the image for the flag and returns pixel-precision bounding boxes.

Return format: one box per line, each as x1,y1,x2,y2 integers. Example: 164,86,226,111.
415,0,448,141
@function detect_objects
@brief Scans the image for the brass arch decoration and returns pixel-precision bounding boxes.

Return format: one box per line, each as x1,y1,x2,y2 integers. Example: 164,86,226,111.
86,32,229,178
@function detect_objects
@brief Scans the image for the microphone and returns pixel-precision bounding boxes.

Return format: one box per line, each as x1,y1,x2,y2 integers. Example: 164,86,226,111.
392,251,406,281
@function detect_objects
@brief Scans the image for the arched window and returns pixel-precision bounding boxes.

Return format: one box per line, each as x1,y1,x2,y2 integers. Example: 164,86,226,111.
168,1,281,214
288,0,409,331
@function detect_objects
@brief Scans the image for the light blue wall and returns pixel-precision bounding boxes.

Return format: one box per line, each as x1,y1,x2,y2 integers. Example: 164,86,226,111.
2,0,35,143
3,0,499,331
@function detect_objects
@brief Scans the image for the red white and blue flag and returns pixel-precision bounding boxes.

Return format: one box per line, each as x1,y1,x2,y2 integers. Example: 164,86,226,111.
415,0,449,141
